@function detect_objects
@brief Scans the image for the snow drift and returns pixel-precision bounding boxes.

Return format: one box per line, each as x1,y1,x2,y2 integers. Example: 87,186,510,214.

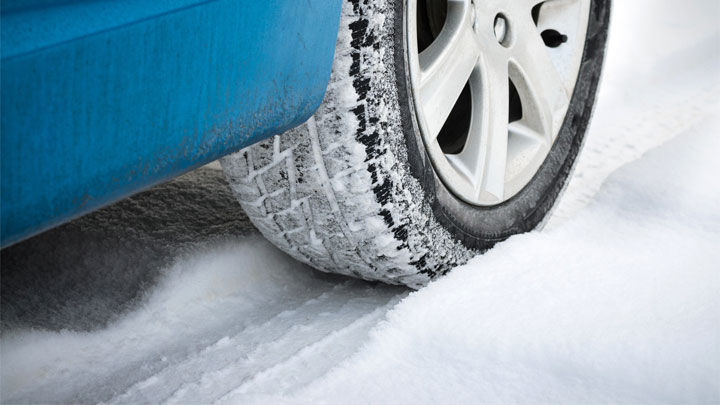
284,117,720,404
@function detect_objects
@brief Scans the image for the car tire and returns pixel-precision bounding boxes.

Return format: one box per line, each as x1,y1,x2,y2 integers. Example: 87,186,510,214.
221,0,610,288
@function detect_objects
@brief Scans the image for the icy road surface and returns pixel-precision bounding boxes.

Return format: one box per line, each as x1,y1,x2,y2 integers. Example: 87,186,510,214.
2,0,719,403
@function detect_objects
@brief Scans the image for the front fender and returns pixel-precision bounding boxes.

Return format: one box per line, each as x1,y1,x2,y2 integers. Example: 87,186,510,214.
1,0,343,247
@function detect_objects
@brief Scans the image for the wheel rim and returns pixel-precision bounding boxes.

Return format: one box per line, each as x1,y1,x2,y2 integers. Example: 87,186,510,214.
407,0,591,206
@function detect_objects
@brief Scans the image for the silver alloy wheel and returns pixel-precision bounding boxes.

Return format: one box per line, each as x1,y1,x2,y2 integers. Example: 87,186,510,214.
407,0,591,206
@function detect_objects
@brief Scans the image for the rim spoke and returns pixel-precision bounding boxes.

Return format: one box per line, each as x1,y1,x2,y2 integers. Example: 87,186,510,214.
508,121,546,143
509,12,570,141
449,53,509,202
419,1,479,139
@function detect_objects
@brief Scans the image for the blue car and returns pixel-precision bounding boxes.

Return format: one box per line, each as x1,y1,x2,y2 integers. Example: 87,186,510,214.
1,0,610,286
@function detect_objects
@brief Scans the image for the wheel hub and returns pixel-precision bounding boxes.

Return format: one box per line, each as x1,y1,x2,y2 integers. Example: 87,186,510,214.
407,0,591,206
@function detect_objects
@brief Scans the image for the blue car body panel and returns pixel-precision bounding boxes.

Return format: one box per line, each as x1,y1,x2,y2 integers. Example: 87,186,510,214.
1,0,342,247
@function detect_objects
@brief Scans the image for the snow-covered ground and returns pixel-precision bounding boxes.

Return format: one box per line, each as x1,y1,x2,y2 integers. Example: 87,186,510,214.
1,0,719,403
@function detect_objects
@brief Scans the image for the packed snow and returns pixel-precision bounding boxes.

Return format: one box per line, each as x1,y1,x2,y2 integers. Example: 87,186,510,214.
1,0,719,403
285,116,720,404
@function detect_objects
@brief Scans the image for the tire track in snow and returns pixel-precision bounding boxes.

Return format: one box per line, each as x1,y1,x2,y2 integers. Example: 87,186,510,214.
216,295,404,401
107,283,404,404
104,284,354,404
548,32,720,226
1,239,404,405
166,293,402,405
